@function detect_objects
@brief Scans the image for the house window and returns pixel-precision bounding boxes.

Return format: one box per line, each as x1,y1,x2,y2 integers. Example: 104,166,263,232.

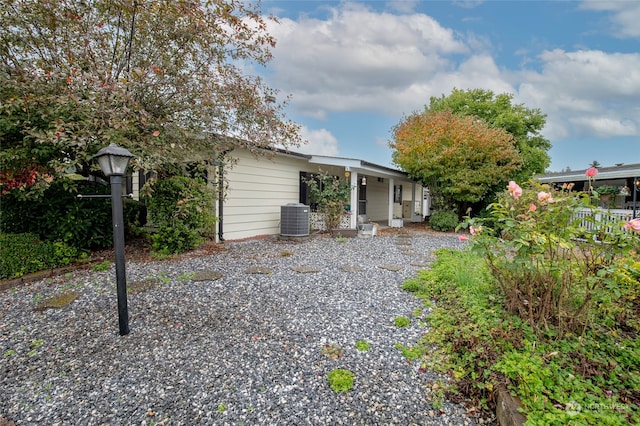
394,185,403,204
299,171,322,211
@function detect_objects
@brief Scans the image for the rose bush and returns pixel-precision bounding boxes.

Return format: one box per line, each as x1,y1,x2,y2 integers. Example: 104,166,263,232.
461,181,640,337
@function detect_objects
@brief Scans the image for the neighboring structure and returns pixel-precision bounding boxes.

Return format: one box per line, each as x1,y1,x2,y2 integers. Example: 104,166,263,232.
536,163,640,217
211,148,427,241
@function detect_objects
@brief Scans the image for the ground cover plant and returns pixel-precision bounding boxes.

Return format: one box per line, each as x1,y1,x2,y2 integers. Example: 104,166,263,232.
355,340,371,351
327,369,355,393
401,182,640,424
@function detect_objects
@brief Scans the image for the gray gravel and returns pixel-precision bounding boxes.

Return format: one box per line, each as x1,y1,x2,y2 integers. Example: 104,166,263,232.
0,231,484,425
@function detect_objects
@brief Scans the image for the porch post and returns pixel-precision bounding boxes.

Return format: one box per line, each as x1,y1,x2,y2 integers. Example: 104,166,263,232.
350,171,358,229
388,178,395,226
411,182,417,222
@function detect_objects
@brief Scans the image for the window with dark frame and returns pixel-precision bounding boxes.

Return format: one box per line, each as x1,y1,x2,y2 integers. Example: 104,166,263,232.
394,184,403,204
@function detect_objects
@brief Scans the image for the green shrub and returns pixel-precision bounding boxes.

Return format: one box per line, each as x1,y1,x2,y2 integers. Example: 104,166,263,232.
428,210,459,231
0,178,146,250
143,176,215,255
302,170,351,231
0,233,80,279
151,222,203,256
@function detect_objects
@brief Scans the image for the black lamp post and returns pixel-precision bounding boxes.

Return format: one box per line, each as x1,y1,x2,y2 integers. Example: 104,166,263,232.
93,143,135,335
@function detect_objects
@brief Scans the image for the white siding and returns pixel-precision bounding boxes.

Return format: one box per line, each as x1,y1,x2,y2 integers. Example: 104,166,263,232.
364,179,390,222
221,150,309,241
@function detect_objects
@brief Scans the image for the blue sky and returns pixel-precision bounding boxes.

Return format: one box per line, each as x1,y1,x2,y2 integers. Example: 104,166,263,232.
256,0,639,172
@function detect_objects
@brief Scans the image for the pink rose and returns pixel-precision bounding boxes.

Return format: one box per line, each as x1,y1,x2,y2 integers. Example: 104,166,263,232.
585,167,598,178
537,191,555,204
529,203,537,212
507,181,523,200
469,226,483,235
623,218,640,232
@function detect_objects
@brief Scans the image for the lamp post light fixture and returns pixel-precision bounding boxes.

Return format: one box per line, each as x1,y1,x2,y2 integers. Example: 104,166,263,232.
93,143,135,335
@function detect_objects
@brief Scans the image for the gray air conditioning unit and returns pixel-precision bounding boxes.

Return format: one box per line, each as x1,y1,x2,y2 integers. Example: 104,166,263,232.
280,203,310,237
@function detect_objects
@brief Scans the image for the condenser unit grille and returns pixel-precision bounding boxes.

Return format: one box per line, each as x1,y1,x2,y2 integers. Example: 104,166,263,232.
281,203,310,237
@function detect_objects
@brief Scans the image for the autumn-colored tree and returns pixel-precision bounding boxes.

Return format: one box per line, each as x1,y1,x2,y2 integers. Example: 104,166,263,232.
0,0,302,197
390,110,523,213
427,88,550,182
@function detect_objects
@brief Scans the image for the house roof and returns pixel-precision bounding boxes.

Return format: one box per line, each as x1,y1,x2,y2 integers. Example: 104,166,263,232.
307,154,410,179
537,163,640,183
269,147,412,180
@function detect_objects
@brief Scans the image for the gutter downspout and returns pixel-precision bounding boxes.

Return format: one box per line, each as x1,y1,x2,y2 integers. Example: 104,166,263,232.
218,159,225,242
216,149,233,242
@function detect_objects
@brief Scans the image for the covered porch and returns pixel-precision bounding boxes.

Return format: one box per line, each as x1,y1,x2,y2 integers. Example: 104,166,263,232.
305,155,429,231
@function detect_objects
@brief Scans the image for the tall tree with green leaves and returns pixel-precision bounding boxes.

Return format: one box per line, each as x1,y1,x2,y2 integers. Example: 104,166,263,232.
391,110,522,215
0,0,302,197
427,88,550,182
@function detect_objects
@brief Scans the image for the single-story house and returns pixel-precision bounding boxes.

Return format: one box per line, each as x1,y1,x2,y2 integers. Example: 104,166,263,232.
131,148,429,242
536,163,640,217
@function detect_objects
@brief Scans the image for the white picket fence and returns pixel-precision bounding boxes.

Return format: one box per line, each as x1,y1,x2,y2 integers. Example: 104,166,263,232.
573,208,636,234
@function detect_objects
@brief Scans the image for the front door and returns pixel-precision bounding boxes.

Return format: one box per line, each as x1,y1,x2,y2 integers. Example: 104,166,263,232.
358,180,367,215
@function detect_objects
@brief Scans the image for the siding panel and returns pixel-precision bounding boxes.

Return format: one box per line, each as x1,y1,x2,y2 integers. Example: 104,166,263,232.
221,150,308,240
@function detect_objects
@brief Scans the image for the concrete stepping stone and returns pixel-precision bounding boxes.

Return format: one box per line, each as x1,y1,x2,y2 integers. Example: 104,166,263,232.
244,266,273,274
378,264,403,272
192,270,224,282
339,264,364,272
291,265,321,273
127,278,161,295
34,292,82,311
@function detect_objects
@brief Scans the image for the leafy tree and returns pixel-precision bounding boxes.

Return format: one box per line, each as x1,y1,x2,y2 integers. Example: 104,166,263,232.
390,110,522,214
427,88,550,182
0,0,302,197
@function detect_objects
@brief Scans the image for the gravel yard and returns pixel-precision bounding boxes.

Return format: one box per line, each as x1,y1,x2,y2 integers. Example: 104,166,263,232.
0,230,483,425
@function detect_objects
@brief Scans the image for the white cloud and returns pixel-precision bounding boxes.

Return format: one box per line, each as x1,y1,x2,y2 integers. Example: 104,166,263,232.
262,1,640,168
580,1,640,38
570,116,637,138
295,126,339,156
266,3,468,117
516,49,640,140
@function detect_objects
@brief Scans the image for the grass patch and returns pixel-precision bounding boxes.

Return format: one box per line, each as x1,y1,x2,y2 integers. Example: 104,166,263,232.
92,260,111,271
401,248,640,424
